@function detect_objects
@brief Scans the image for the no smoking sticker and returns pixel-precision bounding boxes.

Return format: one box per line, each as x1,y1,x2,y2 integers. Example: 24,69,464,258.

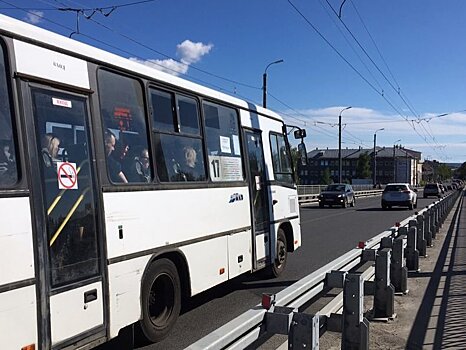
57,162,78,190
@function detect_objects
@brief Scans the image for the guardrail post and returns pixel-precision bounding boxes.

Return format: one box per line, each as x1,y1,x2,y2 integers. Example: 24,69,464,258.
416,215,427,257
423,210,433,246
391,236,408,294
430,207,437,239
342,273,369,350
404,225,419,271
372,248,395,320
289,313,320,350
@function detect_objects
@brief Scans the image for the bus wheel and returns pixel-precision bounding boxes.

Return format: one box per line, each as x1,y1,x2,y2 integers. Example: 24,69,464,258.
267,229,288,278
140,258,181,343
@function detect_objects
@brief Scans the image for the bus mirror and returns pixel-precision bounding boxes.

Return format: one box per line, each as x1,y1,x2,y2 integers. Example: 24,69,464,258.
294,129,307,139
298,142,308,166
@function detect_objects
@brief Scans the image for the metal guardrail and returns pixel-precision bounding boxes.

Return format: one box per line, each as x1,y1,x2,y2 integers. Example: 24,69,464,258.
298,189,384,205
187,189,463,350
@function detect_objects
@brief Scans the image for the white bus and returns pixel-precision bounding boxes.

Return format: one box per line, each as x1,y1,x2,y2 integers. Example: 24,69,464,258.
0,14,307,350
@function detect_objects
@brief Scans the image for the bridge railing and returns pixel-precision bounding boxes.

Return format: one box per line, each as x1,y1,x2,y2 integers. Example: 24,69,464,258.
187,189,463,350
297,185,384,205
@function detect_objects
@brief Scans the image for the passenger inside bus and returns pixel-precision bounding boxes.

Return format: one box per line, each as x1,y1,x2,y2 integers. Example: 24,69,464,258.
104,130,128,183
126,147,151,183
0,140,15,185
178,145,204,181
41,133,61,170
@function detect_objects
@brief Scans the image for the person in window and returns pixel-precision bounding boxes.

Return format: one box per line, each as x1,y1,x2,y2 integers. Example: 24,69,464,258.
41,133,61,169
0,140,15,185
104,130,128,183
180,145,204,181
126,148,151,183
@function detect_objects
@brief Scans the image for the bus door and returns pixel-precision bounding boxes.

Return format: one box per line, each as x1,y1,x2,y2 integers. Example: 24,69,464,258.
25,85,105,348
244,130,271,270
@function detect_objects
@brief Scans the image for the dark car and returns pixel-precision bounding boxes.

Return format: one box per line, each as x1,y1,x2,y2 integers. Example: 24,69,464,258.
423,183,441,198
318,184,355,208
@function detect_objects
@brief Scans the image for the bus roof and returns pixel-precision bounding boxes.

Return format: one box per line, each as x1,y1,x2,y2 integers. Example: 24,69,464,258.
0,14,284,122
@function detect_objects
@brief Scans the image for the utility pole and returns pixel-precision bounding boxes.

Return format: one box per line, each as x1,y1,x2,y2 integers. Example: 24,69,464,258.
392,139,401,182
338,106,352,183
373,128,384,186
262,59,284,108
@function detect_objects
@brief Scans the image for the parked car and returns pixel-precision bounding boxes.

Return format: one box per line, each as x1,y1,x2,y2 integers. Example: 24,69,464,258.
381,183,417,210
423,183,442,198
318,184,355,208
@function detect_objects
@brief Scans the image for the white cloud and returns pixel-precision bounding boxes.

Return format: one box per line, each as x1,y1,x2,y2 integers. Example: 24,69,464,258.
176,40,213,64
129,40,213,76
24,11,44,24
283,106,466,162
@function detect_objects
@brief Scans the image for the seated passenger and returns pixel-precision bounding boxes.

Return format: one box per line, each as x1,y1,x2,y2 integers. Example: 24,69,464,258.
104,130,128,183
126,148,151,183
41,133,61,169
179,145,204,181
0,141,16,185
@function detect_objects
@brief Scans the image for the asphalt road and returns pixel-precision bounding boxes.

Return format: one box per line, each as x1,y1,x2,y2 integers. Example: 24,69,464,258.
101,192,442,350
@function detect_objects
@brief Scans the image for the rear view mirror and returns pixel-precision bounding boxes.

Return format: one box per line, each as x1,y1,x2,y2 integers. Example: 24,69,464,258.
294,129,307,139
298,142,307,166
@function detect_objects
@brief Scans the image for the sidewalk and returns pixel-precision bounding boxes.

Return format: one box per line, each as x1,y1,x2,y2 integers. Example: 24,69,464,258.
315,192,466,350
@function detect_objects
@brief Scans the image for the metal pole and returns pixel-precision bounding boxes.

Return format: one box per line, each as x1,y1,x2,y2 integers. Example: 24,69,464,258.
393,145,396,182
339,113,342,183
338,106,351,183
262,72,267,108
262,59,284,109
373,128,384,186
373,133,376,186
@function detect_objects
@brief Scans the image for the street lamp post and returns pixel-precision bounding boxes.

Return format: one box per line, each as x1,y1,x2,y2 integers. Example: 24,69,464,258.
262,59,284,108
373,128,384,186
338,106,352,183
392,139,401,182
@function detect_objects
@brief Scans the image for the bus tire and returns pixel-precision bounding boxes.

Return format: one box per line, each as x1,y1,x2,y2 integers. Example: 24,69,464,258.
266,228,288,278
140,258,181,343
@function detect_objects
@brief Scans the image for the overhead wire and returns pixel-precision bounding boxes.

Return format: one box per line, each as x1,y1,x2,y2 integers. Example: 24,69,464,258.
287,0,448,159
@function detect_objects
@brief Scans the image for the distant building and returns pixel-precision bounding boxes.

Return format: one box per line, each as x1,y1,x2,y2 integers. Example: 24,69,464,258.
298,146,422,185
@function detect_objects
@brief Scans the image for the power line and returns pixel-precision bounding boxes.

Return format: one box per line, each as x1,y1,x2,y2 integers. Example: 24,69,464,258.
41,0,261,91
287,0,447,159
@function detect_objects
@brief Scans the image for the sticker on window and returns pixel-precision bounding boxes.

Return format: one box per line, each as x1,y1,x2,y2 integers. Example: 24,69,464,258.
57,162,78,190
52,98,72,108
220,136,231,154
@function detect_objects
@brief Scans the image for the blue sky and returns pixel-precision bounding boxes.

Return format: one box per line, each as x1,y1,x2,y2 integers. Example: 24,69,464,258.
2,0,466,163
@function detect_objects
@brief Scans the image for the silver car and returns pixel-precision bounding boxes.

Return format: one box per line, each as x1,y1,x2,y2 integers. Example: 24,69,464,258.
381,183,418,210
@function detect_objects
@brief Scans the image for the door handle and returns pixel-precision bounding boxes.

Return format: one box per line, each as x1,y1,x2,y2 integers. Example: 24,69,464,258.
84,289,98,303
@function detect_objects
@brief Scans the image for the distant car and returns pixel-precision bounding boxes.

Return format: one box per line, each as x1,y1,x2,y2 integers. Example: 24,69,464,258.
439,184,446,194
381,183,417,210
423,183,442,198
318,184,355,208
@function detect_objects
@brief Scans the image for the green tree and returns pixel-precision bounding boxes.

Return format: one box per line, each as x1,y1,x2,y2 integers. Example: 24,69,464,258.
356,153,372,179
455,162,466,180
436,163,452,181
321,167,331,185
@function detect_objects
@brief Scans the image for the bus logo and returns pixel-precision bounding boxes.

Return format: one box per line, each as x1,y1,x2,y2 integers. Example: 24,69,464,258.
229,193,243,203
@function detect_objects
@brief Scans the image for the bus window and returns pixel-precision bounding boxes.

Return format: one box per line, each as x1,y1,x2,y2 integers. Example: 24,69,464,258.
270,133,294,184
98,70,153,183
203,101,243,182
32,89,100,287
0,42,18,187
150,88,206,182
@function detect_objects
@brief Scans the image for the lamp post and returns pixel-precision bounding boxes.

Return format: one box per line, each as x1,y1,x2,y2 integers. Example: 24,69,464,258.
262,59,284,108
392,139,401,182
338,106,352,183
373,128,384,186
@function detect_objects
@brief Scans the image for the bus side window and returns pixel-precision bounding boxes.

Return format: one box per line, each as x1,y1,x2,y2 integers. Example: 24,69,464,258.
0,43,18,188
150,87,206,182
98,69,153,184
